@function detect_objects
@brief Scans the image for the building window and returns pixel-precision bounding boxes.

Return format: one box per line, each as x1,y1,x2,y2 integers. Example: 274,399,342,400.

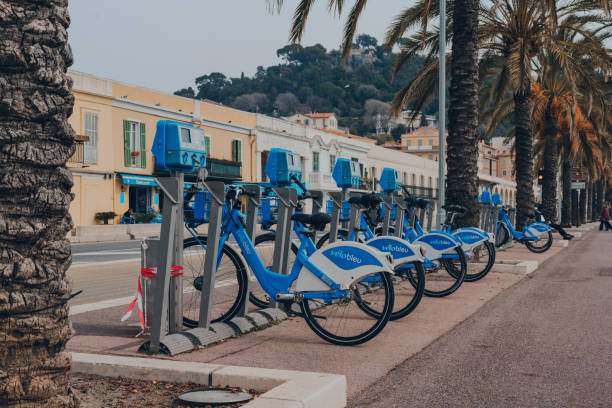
412,174,416,185
329,154,336,172
83,112,98,163
405,140,411,147
232,139,242,162
123,120,145,168
313,152,319,172
305,119,310,125
502,170,507,176
428,154,433,160
429,139,433,146
418,139,422,146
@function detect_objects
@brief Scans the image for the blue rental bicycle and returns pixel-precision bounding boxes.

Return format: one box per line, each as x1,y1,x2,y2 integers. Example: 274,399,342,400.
249,178,427,322
404,195,496,283
317,189,467,298
181,184,399,346
491,193,553,253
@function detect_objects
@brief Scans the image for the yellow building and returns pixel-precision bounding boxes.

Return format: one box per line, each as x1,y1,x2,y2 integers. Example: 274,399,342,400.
400,126,445,161
67,71,256,227
288,112,338,130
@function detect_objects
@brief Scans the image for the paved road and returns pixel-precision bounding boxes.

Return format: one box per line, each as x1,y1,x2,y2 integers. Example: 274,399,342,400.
351,230,612,408
71,241,142,267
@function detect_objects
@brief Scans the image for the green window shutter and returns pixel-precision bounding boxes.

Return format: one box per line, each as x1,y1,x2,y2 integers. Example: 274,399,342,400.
234,139,242,162
204,135,211,156
140,123,146,168
123,120,130,166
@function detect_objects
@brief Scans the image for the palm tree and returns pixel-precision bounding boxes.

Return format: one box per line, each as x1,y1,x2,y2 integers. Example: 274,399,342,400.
479,0,611,226
0,1,77,406
268,0,482,226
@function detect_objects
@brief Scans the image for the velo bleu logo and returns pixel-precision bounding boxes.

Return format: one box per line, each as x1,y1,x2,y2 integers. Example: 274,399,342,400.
369,238,414,258
457,232,483,244
420,234,454,250
322,246,382,270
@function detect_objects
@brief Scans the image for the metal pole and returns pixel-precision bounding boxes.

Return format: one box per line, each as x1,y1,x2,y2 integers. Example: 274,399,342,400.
437,0,446,228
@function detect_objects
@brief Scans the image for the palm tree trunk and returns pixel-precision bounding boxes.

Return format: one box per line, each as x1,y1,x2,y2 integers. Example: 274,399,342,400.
0,1,77,406
561,159,572,226
540,104,558,222
446,0,480,227
579,187,587,224
513,80,535,229
572,188,580,226
587,179,593,222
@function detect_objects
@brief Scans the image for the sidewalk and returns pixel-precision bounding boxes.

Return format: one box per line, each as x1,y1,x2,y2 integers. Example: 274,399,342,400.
66,227,591,398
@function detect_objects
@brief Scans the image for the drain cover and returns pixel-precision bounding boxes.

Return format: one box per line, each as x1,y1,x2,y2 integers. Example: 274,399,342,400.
176,388,253,406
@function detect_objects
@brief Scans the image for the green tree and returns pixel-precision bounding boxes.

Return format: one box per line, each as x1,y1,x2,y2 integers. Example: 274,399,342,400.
0,0,78,406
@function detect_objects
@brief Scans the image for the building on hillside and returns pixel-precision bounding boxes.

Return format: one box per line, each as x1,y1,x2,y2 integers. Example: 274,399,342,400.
400,127,445,161
349,47,377,65
490,137,514,181
395,110,437,130
68,71,256,227
288,112,338,130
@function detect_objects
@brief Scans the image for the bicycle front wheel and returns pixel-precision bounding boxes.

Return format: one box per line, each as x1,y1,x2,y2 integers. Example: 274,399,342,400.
525,230,553,253
464,240,496,282
182,236,248,328
300,271,394,346
423,246,467,298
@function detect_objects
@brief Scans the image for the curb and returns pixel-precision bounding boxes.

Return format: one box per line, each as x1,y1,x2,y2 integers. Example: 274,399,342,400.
490,259,538,275
71,352,346,408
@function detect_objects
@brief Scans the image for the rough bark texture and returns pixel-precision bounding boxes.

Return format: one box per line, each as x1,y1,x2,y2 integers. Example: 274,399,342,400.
513,82,535,229
446,0,480,227
540,106,558,222
561,160,572,226
0,1,77,406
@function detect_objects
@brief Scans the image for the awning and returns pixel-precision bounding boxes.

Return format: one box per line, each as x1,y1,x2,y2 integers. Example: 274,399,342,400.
118,173,158,187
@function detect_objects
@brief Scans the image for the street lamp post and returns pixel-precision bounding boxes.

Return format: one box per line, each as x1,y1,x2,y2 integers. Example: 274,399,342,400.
437,0,446,227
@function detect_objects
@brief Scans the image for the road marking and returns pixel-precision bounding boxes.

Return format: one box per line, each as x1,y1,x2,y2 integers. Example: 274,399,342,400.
70,258,141,268
70,278,241,315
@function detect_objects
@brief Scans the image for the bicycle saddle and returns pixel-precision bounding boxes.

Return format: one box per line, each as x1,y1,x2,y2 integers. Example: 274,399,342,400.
291,213,332,231
348,194,381,208
405,196,429,209
442,204,467,213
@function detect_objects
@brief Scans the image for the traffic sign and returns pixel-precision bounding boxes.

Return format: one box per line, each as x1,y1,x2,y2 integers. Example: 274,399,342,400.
571,182,585,190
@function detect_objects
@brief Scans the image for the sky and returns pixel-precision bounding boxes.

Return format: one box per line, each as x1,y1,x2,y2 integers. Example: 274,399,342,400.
68,0,411,94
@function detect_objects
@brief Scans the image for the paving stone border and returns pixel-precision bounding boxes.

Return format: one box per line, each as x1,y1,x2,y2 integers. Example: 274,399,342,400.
72,352,346,408
138,308,288,356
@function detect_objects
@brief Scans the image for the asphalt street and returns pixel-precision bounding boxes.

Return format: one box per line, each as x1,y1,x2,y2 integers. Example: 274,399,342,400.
351,229,612,408
71,241,142,267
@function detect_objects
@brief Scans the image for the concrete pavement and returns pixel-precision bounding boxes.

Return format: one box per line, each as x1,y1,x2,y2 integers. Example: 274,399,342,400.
351,227,611,407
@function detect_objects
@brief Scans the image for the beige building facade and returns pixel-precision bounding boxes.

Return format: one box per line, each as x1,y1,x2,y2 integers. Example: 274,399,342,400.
68,71,256,227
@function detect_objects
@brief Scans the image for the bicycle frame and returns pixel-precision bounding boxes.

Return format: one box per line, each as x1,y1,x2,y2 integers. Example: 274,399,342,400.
497,207,543,241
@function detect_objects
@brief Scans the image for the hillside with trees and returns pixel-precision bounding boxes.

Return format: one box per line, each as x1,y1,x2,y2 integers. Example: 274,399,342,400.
174,34,433,137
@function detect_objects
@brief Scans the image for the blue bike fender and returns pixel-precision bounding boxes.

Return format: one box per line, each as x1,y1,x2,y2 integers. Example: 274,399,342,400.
452,227,489,251
365,236,424,268
412,232,460,260
295,241,394,292
524,222,552,238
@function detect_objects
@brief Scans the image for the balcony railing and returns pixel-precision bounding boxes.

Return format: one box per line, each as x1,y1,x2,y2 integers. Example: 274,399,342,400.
68,142,85,164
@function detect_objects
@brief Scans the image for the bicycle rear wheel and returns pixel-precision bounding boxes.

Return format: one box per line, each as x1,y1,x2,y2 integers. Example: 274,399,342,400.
495,224,510,248
182,236,248,328
300,271,394,346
